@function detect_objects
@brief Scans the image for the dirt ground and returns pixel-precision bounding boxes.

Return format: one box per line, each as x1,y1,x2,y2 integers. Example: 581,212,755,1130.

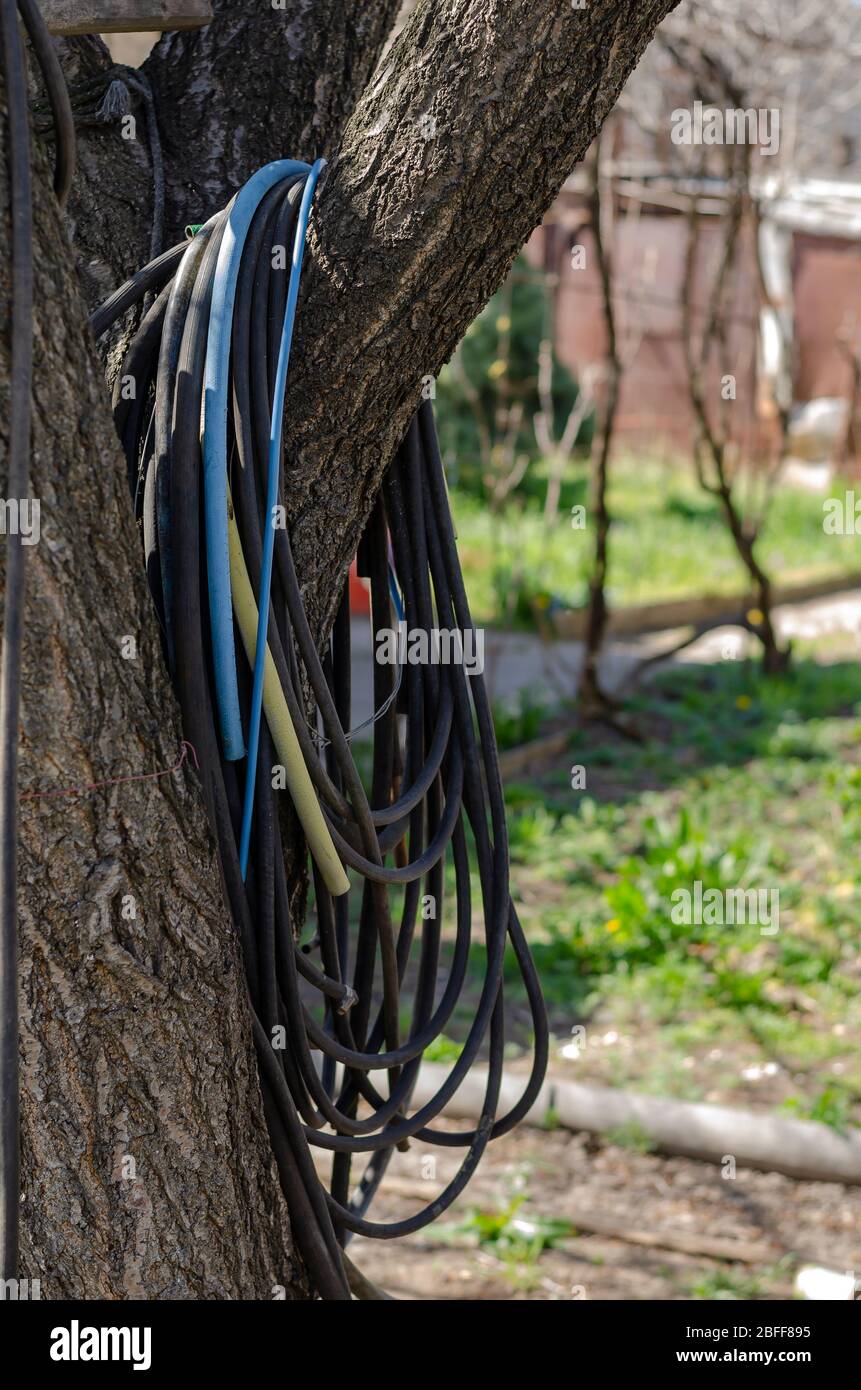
338,1120,861,1301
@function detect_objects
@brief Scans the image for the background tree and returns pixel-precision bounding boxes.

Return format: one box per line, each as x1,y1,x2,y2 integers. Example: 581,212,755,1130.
0,0,680,1298
615,0,861,675
437,256,581,513
577,125,652,716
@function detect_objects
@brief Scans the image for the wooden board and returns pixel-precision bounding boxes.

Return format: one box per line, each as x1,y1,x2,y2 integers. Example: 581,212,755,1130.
39,1,212,34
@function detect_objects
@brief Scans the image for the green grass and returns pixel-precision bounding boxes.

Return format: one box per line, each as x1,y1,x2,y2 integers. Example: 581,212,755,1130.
479,657,861,1117
490,688,552,751
451,454,860,627
685,1264,795,1300
323,640,861,1122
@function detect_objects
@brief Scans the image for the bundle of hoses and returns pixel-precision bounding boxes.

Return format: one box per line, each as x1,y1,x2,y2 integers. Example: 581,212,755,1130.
1,10,548,1301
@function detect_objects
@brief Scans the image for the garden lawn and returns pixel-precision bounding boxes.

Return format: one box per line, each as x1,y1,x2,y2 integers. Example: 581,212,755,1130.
441,654,861,1126
451,454,860,627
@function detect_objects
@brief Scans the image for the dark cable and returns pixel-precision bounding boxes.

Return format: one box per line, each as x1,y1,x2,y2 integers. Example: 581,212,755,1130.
16,0,74,209
0,0,544,1301
90,166,549,1294
0,0,31,1284
1,0,75,1280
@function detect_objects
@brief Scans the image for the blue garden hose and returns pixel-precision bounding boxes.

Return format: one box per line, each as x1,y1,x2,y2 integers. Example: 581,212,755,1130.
239,157,326,878
202,159,311,761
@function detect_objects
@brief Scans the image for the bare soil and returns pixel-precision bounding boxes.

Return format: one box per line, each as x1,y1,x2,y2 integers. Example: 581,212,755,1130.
341,1120,861,1301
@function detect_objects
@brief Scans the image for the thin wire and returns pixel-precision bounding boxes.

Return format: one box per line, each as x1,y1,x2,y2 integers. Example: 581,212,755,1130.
21,741,199,802
124,72,164,265
310,564,406,749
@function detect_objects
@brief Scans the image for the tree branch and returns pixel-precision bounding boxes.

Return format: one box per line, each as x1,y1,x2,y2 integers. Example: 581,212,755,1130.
284,0,683,636
145,0,404,242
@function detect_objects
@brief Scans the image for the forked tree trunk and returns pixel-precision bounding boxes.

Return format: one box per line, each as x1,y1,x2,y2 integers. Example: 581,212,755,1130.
0,0,680,1298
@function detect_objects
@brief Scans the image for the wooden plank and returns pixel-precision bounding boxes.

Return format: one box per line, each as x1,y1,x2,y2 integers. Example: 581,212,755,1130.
369,1178,779,1265
551,568,861,641
404,1065,861,1185
497,729,570,780
557,1216,776,1265
39,1,212,34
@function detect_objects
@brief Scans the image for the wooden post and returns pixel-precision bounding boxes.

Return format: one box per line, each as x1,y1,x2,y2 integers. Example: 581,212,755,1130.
39,1,213,34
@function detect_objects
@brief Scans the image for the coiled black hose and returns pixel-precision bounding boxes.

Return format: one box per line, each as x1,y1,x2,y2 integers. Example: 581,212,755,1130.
93,168,549,1296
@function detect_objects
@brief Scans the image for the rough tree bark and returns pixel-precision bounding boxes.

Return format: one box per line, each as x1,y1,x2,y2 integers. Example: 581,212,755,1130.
0,0,680,1299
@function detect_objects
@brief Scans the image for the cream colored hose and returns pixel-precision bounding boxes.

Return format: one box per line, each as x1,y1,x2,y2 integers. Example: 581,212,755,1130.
226,494,349,897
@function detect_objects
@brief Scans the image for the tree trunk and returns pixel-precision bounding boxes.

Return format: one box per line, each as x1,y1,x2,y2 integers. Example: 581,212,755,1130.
1,0,680,1298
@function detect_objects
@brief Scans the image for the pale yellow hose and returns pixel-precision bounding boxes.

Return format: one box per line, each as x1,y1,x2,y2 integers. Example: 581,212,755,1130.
227,496,350,897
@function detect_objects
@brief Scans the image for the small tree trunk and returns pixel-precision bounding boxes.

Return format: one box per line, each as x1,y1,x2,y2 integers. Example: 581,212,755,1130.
714,479,790,676
580,138,621,716
676,85,789,678
579,364,621,714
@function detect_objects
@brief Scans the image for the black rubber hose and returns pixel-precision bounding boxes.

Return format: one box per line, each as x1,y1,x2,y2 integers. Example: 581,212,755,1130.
17,0,74,208
0,0,32,1283
153,221,216,672
91,168,549,1291
88,239,188,341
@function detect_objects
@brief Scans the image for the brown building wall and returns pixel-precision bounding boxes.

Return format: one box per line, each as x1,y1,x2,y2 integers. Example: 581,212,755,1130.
792,232,861,401
530,192,860,460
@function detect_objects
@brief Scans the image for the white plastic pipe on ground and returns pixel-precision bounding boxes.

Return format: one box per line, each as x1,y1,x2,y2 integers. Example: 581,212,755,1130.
396,1065,861,1186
